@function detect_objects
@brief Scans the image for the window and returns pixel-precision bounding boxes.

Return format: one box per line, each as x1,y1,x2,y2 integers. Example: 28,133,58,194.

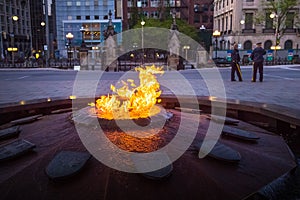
222,17,224,31
142,0,148,7
67,1,72,6
230,14,232,30
143,11,148,17
170,0,175,6
244,40,252,50
85,1,90,6
76,1,81,6
94,0,98,6
194,13,200,23
151,0,159,7
95,15,99,20
128,0,132,7
264,40,272,50
138,0,148,7
286,12,294,29
151,11,159,18
245,13,253,29
202,15,208,23
284,40,293,49
86,16,90,20
246,0,254,2
67,16,72,20
76,16,81,20
265,12,273,29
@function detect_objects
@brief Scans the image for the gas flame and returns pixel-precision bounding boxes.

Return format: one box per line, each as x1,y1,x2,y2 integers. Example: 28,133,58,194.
94,65,164,120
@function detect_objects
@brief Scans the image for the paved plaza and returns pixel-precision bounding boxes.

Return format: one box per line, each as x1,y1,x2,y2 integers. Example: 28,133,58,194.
0,64,300,111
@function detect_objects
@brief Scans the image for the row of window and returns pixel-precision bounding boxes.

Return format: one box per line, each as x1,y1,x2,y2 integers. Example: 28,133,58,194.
215,0,234,11
66,0,110,7
242,39,294,50
128,0,178,8
217,39,293,50
216,12,295,32
194,14,213,24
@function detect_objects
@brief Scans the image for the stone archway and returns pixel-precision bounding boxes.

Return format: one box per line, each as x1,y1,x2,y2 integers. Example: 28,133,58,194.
243,40,252,50
264,40,272,50
284,40,293,50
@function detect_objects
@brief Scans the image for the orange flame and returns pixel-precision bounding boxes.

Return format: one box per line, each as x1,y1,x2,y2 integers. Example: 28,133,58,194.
95,65,164,120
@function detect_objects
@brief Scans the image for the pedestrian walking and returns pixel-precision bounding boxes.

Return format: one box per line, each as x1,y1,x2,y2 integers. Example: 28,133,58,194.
231,43,242,81
250,42,266,82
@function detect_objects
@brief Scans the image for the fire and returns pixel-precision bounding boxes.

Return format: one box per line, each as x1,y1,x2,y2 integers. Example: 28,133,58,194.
94,65,164,120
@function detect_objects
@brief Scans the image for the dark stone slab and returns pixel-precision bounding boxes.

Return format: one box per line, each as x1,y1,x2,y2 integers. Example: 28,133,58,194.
10,114,43,125
222,125,260,141
0,126,21,140
207,114,239,125
0,139,36,162
45,151,91,180
142,164,173,180
194,140,241,163
175,107,202,114
51,108,73,114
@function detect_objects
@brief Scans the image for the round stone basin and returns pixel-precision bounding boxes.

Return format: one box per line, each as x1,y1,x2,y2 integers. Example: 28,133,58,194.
0,101,297,200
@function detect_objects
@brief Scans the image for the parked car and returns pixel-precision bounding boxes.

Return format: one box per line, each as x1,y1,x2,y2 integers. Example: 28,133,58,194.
213,57,231,67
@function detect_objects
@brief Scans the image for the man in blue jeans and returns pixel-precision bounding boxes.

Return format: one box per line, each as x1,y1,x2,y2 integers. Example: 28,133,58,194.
250,42,266,82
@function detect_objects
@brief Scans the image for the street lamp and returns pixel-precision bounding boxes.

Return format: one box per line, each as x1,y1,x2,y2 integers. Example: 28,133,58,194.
141,20,145,64
183,45,190,60
270,12,280,63
238,20,245,48
80,26,86,47
212,30,221,59
8,15,19,67
66,32,74,67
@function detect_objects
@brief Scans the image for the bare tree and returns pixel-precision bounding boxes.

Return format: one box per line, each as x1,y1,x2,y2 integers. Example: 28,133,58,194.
256,0,300,47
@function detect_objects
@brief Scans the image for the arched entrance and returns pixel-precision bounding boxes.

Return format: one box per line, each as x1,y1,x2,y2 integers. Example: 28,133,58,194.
284,40,293,49
264,40,272,50
244,40,252,50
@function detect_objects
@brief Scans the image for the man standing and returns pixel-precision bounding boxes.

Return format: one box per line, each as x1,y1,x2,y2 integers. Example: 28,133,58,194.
250,42,266,82
231,43,242,81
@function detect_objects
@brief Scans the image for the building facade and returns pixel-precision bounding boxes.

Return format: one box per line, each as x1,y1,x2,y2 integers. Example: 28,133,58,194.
121,0,214,30
55,0,122,58
29,0,46,58
213,0,300,51
0,0,32,62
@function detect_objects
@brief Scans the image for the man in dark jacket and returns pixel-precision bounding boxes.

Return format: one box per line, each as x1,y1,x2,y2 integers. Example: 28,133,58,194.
250,42,266,82
231,43,242,81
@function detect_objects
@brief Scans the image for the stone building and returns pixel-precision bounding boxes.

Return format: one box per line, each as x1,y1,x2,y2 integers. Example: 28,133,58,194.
213,0,300,51
0,0,31,62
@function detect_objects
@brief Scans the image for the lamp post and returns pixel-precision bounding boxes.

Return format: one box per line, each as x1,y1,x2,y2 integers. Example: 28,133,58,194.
80,26,86,47
212,30,221,59
141,20,145,64
8,15,19,67
238,19,245,48
270,12,280,63
66,32,74,67
183,45,190,60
